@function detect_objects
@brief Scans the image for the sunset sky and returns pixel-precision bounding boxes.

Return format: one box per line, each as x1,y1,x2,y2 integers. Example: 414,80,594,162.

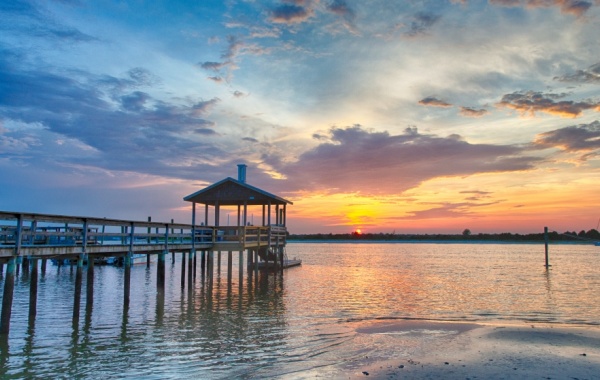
1,0,600,234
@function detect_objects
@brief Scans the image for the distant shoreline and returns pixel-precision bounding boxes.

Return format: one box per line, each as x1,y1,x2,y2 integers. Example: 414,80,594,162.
288,230,600,245
287,239,594,245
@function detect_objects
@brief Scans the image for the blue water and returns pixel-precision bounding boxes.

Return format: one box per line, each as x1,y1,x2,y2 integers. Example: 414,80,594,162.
0,243,598,378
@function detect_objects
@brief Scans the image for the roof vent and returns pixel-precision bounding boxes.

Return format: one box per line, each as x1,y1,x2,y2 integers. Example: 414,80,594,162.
237,164,247,183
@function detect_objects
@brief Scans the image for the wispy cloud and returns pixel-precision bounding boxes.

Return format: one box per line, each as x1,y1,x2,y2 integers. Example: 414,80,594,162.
419,96,453,108
555,62,600,84
274,125,539,194
459,106,489,118
496,91,600,117
533,120,600,153
488,0,594,17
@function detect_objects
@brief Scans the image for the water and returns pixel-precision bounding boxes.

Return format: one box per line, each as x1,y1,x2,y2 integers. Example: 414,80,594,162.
1,243,599,378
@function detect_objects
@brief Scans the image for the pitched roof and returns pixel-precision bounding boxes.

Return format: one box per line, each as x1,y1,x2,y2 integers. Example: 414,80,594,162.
183,177,293,206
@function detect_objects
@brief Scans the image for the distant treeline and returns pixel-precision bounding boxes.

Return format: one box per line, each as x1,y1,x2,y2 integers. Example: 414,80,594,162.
288,229,600,243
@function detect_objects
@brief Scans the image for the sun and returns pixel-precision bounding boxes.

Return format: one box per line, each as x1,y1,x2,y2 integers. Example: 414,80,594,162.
355,228,362,235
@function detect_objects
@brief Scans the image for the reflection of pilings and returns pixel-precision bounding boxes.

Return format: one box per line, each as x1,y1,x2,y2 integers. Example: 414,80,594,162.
0,258,16,335
180,252,186,289
217,251,221,275
193,251,197,280
72,255,83,328
172,251,175,264
22,256,29,274
41,259,47,276
15,256,21,277
239,250,244,279
28,258,38,327
227,251,232,283
201,250,206,273
187,251,194,288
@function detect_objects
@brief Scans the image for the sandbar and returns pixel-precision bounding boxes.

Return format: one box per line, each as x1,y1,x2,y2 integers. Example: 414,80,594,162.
334,319,600,379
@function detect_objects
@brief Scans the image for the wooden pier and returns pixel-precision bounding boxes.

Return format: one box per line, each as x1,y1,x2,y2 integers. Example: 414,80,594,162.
0,165,298,336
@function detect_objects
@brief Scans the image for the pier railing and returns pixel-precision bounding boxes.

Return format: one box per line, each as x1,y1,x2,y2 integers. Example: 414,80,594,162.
0,211,287,259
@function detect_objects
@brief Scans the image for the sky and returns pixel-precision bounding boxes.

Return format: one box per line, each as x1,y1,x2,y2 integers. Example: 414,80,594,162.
1,0,600,234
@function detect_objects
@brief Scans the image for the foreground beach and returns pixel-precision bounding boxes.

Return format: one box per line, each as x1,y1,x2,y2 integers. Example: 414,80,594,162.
324,320,600,379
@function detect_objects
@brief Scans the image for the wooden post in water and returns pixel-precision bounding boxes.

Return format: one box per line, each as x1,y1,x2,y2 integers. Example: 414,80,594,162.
28,258,39,326
72,255,84,327
239,250,244,279
544,226,550,268
86,255,95,315
181,252,186,289
201,250,206,273
187,251,194,287
41,259,47,276
124,252,132,309
157,251,166,290
227,251,233,283
217,251,221,274
0,258,16,335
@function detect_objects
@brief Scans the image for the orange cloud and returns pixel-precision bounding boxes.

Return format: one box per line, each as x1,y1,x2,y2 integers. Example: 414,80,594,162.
496,91,600,118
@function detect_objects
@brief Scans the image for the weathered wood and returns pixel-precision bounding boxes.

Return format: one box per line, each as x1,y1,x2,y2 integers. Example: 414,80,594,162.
28,258,39,325
227,251,232,283
124,252,131,309
0,258,16,334
180,252,186,289
72,256,83,327
157,251,165,290
86,256,95,317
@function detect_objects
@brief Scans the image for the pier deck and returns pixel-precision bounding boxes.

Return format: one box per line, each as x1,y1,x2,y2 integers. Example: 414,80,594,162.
0,211,287,261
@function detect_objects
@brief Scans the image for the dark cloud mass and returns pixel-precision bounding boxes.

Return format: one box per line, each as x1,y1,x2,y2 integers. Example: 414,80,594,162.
497,91,600,117
533,120,600,152
419,96,452,107
459,107,489,117
555,62,600,83
275,125,539,194
489,0,593,16
0,51,227,181
405,12,440,37
270,4,313,24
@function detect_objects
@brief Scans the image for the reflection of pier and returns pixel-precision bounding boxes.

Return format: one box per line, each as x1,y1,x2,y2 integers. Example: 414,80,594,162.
0,164,298,336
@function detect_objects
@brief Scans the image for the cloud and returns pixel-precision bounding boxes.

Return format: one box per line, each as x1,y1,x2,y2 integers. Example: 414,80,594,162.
233,90,247,98
496,91,600,117
242,137,259,143
533,120,600,153
0,51,231,182
555,62,600,84
405,12,440,37
273,125,539,195
270,4,313,24
120,91,150,112
488,0,594,17
326,0,357,33
194,128,218,136
1,0,97,42
419,96,452,108
459,107,489,118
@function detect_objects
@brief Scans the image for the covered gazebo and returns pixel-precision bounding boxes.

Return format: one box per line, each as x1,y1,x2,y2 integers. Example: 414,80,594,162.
183,165,295,270
183,164,292,229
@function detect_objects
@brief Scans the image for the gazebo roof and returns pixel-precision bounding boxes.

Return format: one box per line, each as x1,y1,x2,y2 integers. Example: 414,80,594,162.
183,177,293,206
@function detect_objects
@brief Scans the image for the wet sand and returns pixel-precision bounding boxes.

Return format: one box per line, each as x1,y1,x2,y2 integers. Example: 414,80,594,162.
338,320,600,379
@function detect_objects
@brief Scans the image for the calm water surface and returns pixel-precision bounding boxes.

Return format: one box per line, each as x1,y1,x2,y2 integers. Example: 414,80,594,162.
0,243,598,378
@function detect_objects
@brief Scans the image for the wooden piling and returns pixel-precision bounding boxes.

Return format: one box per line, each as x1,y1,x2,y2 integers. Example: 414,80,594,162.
0,258,16,335
157,251,166,290
124,253,132,309
72,255,83,326
41,259,47,276
200,250,206,273
28,258,38,326
227,251,232,283
187,251,194,287
238,250,244,278
86,256,95,315
544,226,550,268
181,252,186,289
